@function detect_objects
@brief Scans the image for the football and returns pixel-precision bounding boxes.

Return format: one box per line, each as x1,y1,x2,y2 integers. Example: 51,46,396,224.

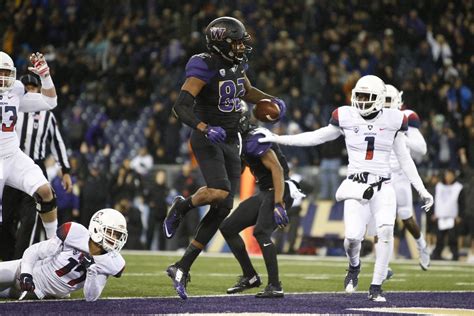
253,99,280,123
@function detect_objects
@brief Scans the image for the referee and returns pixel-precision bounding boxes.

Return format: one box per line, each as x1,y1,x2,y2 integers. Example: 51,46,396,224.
2,74,72,260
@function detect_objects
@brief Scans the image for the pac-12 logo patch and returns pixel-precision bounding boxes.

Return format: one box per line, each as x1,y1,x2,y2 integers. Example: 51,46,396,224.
353,127,359,133
368,125,373,130
210,27,226,41
219,69,226,77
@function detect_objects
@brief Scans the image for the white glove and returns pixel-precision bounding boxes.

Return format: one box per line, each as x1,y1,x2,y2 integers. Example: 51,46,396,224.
418,189,434,212
257,129,278,143
28,52,50,78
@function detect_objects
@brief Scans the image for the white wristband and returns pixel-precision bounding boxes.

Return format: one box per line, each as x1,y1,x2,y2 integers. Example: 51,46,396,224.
40,75,54,89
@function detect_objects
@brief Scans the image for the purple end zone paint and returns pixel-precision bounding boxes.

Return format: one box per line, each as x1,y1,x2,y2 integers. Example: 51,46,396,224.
1,292,473,314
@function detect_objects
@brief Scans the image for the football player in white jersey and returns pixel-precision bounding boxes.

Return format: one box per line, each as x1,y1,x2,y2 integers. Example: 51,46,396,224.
0,208,127,301
384,84,430,270
0,51,59,239
259,75,433,302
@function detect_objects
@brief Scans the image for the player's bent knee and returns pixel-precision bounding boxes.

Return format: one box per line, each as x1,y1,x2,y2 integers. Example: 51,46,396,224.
215,193,234,210
219,219,234,238
377,225,394,243
207,188,229,203
344,238,362,248
398,208,412,221
253,230,271,244
35,184,54,201
33,188,57,214
216,206,231,220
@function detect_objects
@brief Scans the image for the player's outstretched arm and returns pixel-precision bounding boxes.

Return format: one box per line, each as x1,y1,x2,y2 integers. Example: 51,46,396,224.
393,132,433,211
259,124,342,147
84,268,108,302
19,52,57,111
405,127,427,156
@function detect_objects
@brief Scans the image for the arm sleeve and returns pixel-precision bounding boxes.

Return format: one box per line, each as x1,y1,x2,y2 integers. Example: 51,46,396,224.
83,268,108,302
405,126,427,157
21,238,62,274
49,114,71,173
393,132,426,193
172,90,201,129
271,124,342,147
19,92,57,112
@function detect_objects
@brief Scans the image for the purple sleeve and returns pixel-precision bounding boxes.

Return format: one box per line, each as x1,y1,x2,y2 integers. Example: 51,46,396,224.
244,133,272,157
185,56,216,83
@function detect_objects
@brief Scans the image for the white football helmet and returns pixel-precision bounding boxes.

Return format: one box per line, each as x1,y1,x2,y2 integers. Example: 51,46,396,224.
0,51,16,93
351,75,386,116
89,208,128,252
384,84,403,109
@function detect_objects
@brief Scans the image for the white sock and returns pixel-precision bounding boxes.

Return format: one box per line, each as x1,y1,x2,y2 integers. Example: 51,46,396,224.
344,238,361,267
43,219,58,239
416,233,427,249
372,238,393,285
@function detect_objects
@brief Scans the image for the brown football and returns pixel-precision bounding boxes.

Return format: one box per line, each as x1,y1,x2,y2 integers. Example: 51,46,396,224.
253,99,280,123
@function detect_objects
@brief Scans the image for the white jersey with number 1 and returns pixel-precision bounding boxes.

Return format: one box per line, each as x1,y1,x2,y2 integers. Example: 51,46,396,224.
330,106,408,177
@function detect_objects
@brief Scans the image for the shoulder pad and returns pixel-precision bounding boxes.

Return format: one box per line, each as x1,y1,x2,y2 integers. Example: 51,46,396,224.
404,110,421,128
56,222,72,241
57,222,90,252
185,54,217,83
329,108,340,127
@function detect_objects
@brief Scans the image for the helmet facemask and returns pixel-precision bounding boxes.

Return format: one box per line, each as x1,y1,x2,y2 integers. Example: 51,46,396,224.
351,91,383,116
0,67,16,93
99,225,128,252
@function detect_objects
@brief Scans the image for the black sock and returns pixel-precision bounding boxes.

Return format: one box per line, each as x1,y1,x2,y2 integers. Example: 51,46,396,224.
177,243,201,272
258,240,279,285
176,196,194,216
226,235,257,277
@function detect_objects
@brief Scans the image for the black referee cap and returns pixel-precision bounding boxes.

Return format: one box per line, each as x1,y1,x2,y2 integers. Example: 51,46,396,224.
20,74,40,87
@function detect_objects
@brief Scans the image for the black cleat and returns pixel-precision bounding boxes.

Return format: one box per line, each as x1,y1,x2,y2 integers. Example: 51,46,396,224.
163,196,185,239
255,282,284,298
166,264,191,299
344,263,361,293
227,275,262,294
368,284,386,302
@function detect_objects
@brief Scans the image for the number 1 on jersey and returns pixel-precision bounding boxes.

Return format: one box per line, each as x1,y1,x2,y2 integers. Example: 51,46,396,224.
365,136,375,160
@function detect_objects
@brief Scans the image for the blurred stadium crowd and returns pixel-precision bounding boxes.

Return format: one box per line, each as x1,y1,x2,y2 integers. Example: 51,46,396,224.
1,0,472,254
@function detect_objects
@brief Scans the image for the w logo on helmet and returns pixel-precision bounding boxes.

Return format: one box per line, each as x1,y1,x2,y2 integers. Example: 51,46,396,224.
210,27,226,41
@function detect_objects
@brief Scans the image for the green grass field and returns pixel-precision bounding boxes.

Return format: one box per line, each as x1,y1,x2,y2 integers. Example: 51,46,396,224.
71,251,474,299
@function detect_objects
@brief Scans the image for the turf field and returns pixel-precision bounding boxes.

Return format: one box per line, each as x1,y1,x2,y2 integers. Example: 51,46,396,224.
2,251,473,314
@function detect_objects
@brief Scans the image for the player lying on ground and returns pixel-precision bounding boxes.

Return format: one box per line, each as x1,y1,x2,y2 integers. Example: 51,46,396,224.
220,114,305,298
259,75,433,302
0,209,127,301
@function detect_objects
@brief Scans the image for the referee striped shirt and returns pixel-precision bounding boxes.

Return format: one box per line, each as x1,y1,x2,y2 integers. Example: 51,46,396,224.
16,111,71,174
